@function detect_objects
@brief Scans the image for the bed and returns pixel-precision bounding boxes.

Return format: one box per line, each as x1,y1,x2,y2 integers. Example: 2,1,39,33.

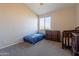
23,32,45,44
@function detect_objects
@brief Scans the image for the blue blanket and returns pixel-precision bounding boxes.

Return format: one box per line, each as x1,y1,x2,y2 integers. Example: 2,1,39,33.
23,32,45,44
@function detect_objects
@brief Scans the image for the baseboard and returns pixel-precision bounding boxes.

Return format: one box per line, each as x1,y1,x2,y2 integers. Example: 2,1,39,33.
0,40,23,50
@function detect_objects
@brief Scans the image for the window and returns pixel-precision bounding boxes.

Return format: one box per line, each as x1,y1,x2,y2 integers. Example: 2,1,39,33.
39,17,44,30
39,16,51,30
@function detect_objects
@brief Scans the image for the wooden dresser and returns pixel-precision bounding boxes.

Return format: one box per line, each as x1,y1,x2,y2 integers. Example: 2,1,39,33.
45,30,60,42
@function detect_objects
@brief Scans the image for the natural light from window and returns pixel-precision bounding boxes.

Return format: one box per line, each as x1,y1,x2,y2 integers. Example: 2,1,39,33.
39,16,51,30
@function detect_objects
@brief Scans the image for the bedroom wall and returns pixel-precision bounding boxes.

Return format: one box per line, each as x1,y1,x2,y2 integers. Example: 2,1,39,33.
76,4,79,26
39,6,76,32
0,4,38,49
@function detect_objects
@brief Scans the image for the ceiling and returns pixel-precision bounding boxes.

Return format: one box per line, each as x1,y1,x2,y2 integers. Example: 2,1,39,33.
25,3,76,15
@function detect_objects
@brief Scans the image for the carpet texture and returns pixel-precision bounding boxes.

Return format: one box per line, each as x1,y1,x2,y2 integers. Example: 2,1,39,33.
0,40,71,56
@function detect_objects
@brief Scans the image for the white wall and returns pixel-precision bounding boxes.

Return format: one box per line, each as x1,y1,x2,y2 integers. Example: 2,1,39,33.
76,4,79,26
0,4,38,49
39,6,76,32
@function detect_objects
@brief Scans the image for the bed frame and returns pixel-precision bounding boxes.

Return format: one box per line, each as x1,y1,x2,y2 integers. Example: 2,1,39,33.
62,26,79,49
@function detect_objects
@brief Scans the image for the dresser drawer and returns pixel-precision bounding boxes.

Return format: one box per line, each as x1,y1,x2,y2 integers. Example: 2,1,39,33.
45,30,60,42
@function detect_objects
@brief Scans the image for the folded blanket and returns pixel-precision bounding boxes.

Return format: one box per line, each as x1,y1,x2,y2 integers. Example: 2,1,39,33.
23,32,45,44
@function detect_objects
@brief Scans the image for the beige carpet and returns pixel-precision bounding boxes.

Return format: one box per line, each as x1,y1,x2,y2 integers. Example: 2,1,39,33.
0,39,71,56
